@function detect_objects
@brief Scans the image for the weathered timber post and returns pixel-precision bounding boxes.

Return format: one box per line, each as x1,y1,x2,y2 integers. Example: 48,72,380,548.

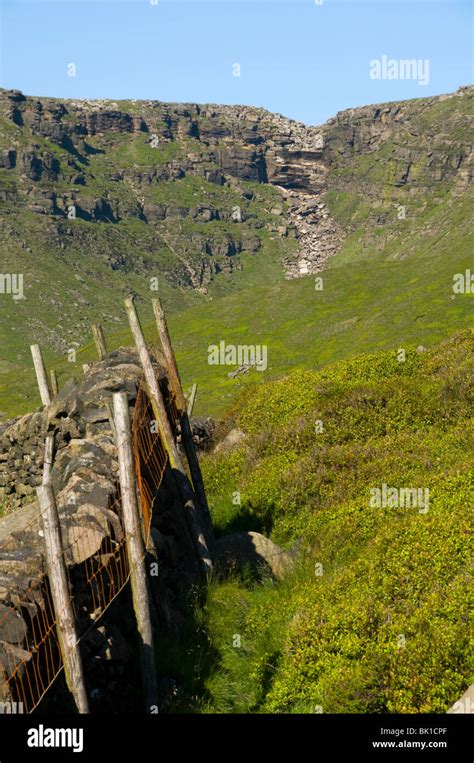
91,324,107,360
105,400,116,439
113,392,158,712
124,297,213,574
30,344,51,407
152,299,214,547
187,383,198,417
42,434,55,486
36,484,89,713
50,369,59,397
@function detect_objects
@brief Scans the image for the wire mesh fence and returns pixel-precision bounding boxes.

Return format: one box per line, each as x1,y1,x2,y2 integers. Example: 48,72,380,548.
0,377,175,713
1,573,62,713
131,380,181,544
0,491,131,713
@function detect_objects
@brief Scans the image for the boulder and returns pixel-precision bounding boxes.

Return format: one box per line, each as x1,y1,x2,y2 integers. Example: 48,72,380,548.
214,429,246,453
143,203,166,222
64,523,108,565
214,531,293,580
13,482,33,497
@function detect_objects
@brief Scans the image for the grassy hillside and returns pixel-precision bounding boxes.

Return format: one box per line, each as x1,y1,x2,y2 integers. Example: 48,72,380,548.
2,241,472,418
166,189,474,416
159,330,473,713
0,85,472,715
0,86,472,419
1,185,471,418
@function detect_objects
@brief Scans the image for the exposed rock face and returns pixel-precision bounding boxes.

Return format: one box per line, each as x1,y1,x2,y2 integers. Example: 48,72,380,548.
74,109,145,136
0,149,16,169
0,89,340,286
0,85,471,292
219,145,267,182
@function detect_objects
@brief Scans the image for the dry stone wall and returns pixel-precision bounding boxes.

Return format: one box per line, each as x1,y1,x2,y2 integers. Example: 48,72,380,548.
0,347,202,710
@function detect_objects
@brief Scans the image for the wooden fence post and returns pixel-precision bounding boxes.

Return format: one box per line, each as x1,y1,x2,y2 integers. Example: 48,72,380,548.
91,324,107,360
105,401,116,439
152,299,214,547
50,369,59,397
113,391,158,712
124,298,213,574
36,484,89,713
30,344,51,407
42,434,55,486
187,383,197,416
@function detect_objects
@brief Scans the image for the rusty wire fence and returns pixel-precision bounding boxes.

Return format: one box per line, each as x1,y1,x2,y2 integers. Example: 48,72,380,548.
131,380,180,544
0,379,177,713
0,489,130,713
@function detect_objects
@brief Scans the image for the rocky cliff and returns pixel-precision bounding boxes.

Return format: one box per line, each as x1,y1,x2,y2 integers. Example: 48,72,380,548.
1,85,470,287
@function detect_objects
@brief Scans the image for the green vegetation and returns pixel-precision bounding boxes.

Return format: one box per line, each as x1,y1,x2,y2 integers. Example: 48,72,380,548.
1,172,471,418
157,330,473,713
0,88,472,418
0,87,472,714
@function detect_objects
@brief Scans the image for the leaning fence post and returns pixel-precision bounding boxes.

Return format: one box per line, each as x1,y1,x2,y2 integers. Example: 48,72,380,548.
152,299,214,547
42,434,55,486
91,324,107,360
124,297,213,574
50,369,59,397
113,391,158,712
30,344,51,407
187,383,198,417
36,484,89,713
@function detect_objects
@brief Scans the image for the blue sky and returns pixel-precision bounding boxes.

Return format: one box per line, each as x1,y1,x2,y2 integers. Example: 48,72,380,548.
0,0,472,125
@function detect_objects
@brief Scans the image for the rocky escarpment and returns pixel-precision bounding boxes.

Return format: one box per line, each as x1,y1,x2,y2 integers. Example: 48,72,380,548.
0,84,471,381
0,87,472,283
324,89,473,190
0,87,471,290
0,89,344,284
